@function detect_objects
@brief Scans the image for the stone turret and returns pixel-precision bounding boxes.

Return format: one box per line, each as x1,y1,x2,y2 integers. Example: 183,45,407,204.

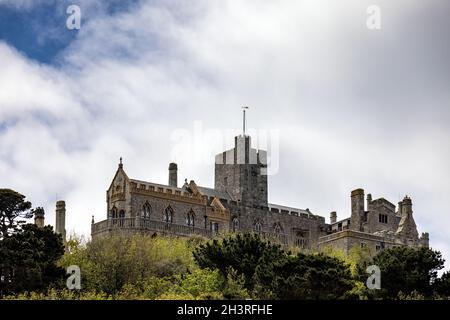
419,232,430,248
34,207,45,228
396,196,419,245
55,200,66,242
350,188,365,231
330,211,337,224
168,162,178,187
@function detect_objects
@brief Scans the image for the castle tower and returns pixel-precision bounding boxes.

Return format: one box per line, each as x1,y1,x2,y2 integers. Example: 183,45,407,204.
34,207,45,228
396,196,419,245
55,200,66,242
168,162,178,187
350,189,365,231
214,109,267,207
214,134,268,207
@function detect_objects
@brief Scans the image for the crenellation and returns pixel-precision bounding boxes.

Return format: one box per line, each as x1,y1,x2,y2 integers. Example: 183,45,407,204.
91,132,428,255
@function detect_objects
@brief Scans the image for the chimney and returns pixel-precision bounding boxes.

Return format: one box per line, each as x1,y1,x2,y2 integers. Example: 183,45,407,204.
398,200,403,215
55,200,66,242
350,188,365,231
34,207,45,228
168,163,178,187
366,193,372,210
330,211,337,224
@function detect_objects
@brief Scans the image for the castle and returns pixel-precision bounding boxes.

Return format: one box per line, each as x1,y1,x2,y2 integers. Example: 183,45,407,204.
87,128,429,255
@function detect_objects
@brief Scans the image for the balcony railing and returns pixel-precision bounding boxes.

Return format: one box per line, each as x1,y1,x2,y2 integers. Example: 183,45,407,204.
92,217,212,238
91,217,309,248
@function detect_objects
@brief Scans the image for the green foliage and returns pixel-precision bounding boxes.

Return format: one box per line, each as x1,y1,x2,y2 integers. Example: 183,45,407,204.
367,247,445,299
0,189,33,238
3,224,450,300
433,271,450,298
255,252,354,299
194,233,354,299
0,223,65,296
193,233,286,290
59,233,196,295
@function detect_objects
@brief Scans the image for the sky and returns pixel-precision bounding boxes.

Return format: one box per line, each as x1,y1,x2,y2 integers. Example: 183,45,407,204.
0,0,449,267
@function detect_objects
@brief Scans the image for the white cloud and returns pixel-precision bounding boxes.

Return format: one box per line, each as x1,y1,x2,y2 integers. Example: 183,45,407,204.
1,0,450,268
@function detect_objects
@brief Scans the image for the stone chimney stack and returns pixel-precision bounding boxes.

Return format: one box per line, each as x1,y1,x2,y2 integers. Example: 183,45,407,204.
350,188,365,231
366,193,372,210
330,211,337,224
398,200,403,215
34,207,45,228
168,163,178,187
55,200,66,242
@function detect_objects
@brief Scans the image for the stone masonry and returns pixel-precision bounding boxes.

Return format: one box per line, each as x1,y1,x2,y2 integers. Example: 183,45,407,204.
90,133,429,255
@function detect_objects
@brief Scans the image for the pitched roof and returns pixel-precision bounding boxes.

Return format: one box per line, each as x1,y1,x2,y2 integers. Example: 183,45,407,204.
197,186,233,200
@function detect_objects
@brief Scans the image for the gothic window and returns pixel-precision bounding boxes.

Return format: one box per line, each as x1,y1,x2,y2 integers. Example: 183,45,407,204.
164,206,173,223
119,210,125,218
111,207,118,219
232,217,239,232
141,202,152,219
294,230,309,248
273,223,282,235
254,222,262,234
186,210,195,226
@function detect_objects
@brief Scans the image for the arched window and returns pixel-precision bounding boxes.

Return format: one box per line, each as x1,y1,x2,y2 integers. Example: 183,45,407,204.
232,217,239,232
119,210,125,227
141,202,152,219
254,222,262,234
164,206,173,223
273,223,282,235
110,207,118,219
186,210,195,226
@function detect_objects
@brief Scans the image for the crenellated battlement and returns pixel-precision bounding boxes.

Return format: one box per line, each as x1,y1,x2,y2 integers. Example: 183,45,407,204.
129,181,206,205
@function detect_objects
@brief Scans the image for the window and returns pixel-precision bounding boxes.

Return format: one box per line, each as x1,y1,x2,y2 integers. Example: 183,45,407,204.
232,217,239,232
211,222,219,235
376,245,381,251
186,210,195,226
379,214,388,224
224,177,228,186
118,210,125,227
254,222,262,234
274,223,282,235
360,242,367,248
141,202,151,219
110,207,118,219
164,206,173,223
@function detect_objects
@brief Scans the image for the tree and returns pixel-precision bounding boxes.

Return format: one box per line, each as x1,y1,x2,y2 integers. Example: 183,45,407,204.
0,224,65,295
255,252,354,299
434,271,450,298
193,233,287,291
0,189,33,239
369,247,444,299
59,233,196,295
